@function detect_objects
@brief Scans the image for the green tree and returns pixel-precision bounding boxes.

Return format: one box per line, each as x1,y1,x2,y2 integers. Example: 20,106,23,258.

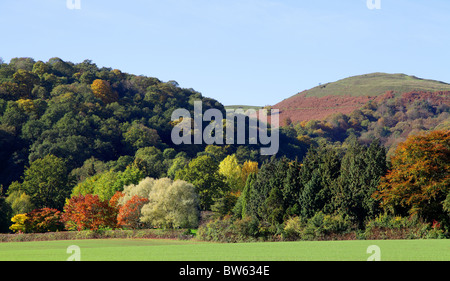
175,155,227,210
9,155,73,210
72,166,144,201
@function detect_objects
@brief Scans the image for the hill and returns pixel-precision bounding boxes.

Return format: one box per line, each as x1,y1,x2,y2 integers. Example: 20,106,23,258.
273,73,450,123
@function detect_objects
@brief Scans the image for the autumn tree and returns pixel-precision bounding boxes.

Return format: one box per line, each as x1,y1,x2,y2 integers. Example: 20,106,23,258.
62,194,117,231
117,195,149,229
240,160,259,187
219,154,242,192
91,79,118,104
25,208,64,233
374,130,450,222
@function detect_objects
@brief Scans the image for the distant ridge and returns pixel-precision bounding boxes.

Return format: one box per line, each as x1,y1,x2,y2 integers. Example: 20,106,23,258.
295,72,450,98
273,73,450,123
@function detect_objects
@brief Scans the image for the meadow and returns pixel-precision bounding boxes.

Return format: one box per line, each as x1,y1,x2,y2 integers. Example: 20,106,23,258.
1,239,450,261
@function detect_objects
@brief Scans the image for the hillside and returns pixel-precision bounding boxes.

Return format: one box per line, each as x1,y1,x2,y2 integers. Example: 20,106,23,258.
273,73,450,123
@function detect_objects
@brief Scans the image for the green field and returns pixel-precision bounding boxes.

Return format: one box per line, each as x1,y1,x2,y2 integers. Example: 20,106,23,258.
1,239,450,261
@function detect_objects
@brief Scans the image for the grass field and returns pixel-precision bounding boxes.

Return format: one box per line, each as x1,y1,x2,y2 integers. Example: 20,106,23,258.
1,239,450,261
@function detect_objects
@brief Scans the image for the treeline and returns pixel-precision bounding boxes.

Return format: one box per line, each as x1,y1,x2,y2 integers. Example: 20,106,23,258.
0,57,448,242
199,130,449,242
0,57,305,190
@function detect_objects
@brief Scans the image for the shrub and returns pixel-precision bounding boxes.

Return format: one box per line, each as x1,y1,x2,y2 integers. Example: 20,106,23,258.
283,213,353,241
364,213,432,239
197,216,263,243
283,216,306,241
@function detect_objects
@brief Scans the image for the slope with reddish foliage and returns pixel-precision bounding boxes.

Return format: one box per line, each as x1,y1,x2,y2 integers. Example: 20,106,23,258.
273,91,450,124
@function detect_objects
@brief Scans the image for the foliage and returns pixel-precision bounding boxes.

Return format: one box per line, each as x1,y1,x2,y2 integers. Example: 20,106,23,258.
71,166,144,201
175,155,227,211
10,213,28,233
9,155,73,210
140,178,199,229
91,79,118,104
219,154,243,192
117,195,149,229
375,130,450,221
61,194,117,231
5,190,34,216
363,213,438,240
24,208,64,233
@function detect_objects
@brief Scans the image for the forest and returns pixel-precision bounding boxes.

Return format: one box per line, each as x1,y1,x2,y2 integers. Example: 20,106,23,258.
0,57,448,241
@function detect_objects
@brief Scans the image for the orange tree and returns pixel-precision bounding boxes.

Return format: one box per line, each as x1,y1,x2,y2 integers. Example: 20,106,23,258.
62,194,117,231
117,195,149,229
91,79,118,104
25,208,64,233
374,130,450,222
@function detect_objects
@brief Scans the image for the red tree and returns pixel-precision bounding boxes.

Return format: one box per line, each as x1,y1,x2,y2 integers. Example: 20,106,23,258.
25,208,64,233
62,194,118,231
117,195,149,229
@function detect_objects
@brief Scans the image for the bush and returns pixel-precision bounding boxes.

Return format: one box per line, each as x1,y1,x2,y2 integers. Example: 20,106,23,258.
283,216,306,241
364,213,433,239
196,216,260,243
301,212,353,241
283,213,353,241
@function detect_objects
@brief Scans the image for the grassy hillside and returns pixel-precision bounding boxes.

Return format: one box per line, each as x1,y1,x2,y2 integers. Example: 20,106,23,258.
273,72,450,123
295,72,450,98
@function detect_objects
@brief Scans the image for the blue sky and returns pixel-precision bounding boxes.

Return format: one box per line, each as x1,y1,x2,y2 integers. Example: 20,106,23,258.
1,0,449,106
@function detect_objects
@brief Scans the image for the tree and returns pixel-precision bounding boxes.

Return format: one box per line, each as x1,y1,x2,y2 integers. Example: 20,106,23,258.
25,208,64,233
91,79,118,104
10,213,28,233
133,146,165,178
71,166,144,201
10,155,73,210
219,154,243,192
123,124,161,152
5,190,34,216
140,178,199,229
375,130,450,222
117,195,149,229
240,160,258,188
62,194,117,231
13,69,40,98
175,155,227,210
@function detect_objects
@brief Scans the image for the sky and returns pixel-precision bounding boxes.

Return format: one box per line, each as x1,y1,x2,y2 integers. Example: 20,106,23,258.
0,0,449,106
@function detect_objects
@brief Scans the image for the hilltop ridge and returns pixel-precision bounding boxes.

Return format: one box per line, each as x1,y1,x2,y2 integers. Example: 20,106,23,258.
273,72,450,123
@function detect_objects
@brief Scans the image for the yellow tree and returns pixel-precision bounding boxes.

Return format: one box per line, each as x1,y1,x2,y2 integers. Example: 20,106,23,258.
91,79,118,104
240,160,258,188
219,154,243,193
